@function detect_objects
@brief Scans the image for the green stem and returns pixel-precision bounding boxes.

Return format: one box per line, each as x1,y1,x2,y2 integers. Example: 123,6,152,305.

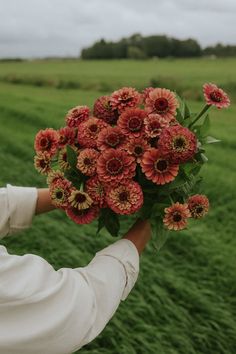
189,104,211,128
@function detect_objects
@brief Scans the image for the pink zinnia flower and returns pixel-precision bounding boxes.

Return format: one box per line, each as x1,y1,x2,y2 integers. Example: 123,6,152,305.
106,181,143,215
66,205,99,225
97,148,136,185
58,127,76,148
203,83,230,109
93,95,117,124
125,136,150,163
85,176,106,208
144,114,169,138
110,87,141,113
65,105,90,128
188,194,209,219
163,202,191,230
158,125,197,164
34,128,59,157
76,148,99,176
77,117,109,148
141,148,179,185
34,152,52,175
49,178,72,209
141,87,155,103
97,126,126,151
117,108,147,138
144,88,179,121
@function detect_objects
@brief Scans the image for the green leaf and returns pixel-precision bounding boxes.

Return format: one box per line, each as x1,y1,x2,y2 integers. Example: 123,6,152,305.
150,216,170,251
200,153,208,163
176,108,184,124
102,208,120,237
151,203,169,217
183,100,191,119
199,114,210,137
203,136,221,144
96,215,105,236
66,145,78,169
64,168,82,189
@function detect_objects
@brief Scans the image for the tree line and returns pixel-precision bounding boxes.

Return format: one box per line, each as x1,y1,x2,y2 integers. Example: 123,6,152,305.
81,34,236,59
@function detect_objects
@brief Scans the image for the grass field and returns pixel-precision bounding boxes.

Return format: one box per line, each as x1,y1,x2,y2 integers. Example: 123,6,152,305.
0,58,236,354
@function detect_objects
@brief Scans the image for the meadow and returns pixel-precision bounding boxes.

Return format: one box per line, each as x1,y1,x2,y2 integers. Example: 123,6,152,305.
0,58,236,354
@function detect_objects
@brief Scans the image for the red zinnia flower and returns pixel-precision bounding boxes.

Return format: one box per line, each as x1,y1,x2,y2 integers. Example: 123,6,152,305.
158,125,197,164
106,181,143,215
47,170,65,185
93,95,117,124
117,108,147,138
77,117,109,148
97,148,136,185
85,176,106,208
144,114,169,138
34,152,52,175
125,136,150,163
76,148,99,176
144,88,179,121
66,105,90,128
34,128,59,157
97,126,126,151
49,178,72,209
188,194,209,219
110,87,141,113
68,189,93,210
58,127,76,148
141,148,179,185
203,83,230,109
163,202,191,230
141,87,155,103
66,205,99,225
58,148,70,171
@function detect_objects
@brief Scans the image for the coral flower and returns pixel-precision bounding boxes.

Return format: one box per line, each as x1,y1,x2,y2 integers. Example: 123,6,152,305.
125,136,150,163
158,125,197,164
76,148,99,176
77,117,109,148
163,202,191,230
58,148,70,171
106,181,143,215
85,176,106,208
66,205,99,224
97,126,126,151
110,87,141,113
47,170,65,185
144,88,179,121
203,83,230,109
141,148,179,185
188,194,209,219
117,108,147,138
58,126,76,148
34,128,59,156
144,114,169,138
34,153,52,175
97,148,136,185
141,87,155,103
68,189,93,210
93,95,117,124
65,105,90,128
49,178,72,209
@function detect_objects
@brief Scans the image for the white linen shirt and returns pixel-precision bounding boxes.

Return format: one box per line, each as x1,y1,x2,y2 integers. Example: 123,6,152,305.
0,185,139,354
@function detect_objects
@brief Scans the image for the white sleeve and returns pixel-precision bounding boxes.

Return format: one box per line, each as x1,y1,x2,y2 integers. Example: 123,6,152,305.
0,239,139,354
0,184,38,239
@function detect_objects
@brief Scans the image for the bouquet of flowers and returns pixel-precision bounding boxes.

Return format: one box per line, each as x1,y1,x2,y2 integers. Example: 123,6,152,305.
34,83,230,247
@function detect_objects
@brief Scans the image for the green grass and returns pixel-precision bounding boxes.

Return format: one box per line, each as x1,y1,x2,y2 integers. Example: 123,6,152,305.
0,59,236,354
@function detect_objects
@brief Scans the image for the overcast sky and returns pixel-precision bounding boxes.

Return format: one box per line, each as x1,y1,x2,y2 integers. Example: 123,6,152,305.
0,0,236,58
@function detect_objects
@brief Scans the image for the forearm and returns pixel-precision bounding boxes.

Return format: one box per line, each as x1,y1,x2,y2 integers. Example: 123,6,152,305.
122,219,151,255
35,188,55,215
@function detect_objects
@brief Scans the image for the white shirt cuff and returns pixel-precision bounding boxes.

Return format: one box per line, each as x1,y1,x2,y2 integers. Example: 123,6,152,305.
94,238,140,301
6,184,38,234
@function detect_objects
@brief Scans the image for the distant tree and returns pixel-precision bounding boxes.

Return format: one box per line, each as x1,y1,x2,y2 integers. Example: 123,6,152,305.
127,46,147,60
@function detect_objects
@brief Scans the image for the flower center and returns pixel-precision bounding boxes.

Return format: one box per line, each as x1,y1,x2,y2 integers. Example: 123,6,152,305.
39,160,47,168
40,138,50,148
155,159,168,172
106,133,120,147
173,136,187,151
89,124,99,133
210,91,222,102
128,117,142,131
196,206,204,214
84,157,91,165
56,190,63,199
106,158,123,175
119,191,129,202
150,121,161,132
75,193,87,203
154,98,169,112
121,94,132,103
62,152,67,162
134,146,143,156
173,212,182,222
